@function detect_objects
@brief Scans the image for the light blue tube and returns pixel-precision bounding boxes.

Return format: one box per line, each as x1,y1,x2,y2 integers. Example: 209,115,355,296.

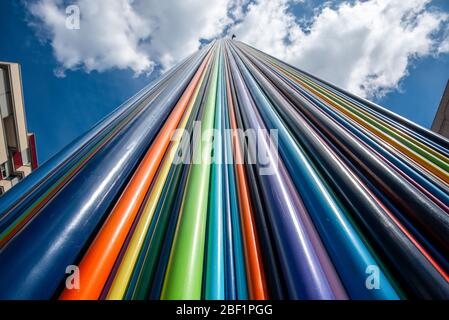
222,55,248,299
204,46,225,299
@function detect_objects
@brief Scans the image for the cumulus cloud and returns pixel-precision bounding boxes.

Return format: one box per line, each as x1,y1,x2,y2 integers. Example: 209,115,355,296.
441,40,449,54
231,0,449,98
132,0,236,69
28,0,449,98
28,0,242,76
439,27,449,54
29,0,154,76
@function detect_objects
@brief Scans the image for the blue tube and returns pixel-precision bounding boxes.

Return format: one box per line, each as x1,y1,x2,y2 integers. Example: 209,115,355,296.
222,59,247,300
204,47,225,300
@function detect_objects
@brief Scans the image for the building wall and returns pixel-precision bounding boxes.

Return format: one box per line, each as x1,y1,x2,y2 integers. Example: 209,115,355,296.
431,80,449,139
0,62,38,195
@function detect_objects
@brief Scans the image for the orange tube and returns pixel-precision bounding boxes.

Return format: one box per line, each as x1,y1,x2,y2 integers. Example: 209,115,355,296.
225,55,267,300
60,51,212,300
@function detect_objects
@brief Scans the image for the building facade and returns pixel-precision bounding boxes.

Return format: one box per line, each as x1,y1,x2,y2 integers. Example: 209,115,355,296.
0,62,37,195
431,80,449,139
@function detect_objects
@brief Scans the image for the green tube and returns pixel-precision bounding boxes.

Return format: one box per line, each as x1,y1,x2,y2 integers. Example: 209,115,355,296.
161,43,220,299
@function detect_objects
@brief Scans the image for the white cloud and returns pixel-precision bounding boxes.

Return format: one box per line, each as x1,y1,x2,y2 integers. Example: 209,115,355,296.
28,0,449,98
231,0,449,98
132,0,236,70
28,0,242,76
441,40,449,54
439,27,449,54
29,0,154,76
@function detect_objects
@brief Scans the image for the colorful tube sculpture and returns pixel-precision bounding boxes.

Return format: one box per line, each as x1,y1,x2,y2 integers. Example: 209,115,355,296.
0,39,449,299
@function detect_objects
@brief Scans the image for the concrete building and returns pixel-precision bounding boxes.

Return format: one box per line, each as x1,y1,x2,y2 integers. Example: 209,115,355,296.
0,62,38,195
431,80,449,139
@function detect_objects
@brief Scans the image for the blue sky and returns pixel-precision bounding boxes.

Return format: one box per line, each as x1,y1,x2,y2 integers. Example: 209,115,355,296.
377,0,449,128
0,1,156,163
1,0,449,164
